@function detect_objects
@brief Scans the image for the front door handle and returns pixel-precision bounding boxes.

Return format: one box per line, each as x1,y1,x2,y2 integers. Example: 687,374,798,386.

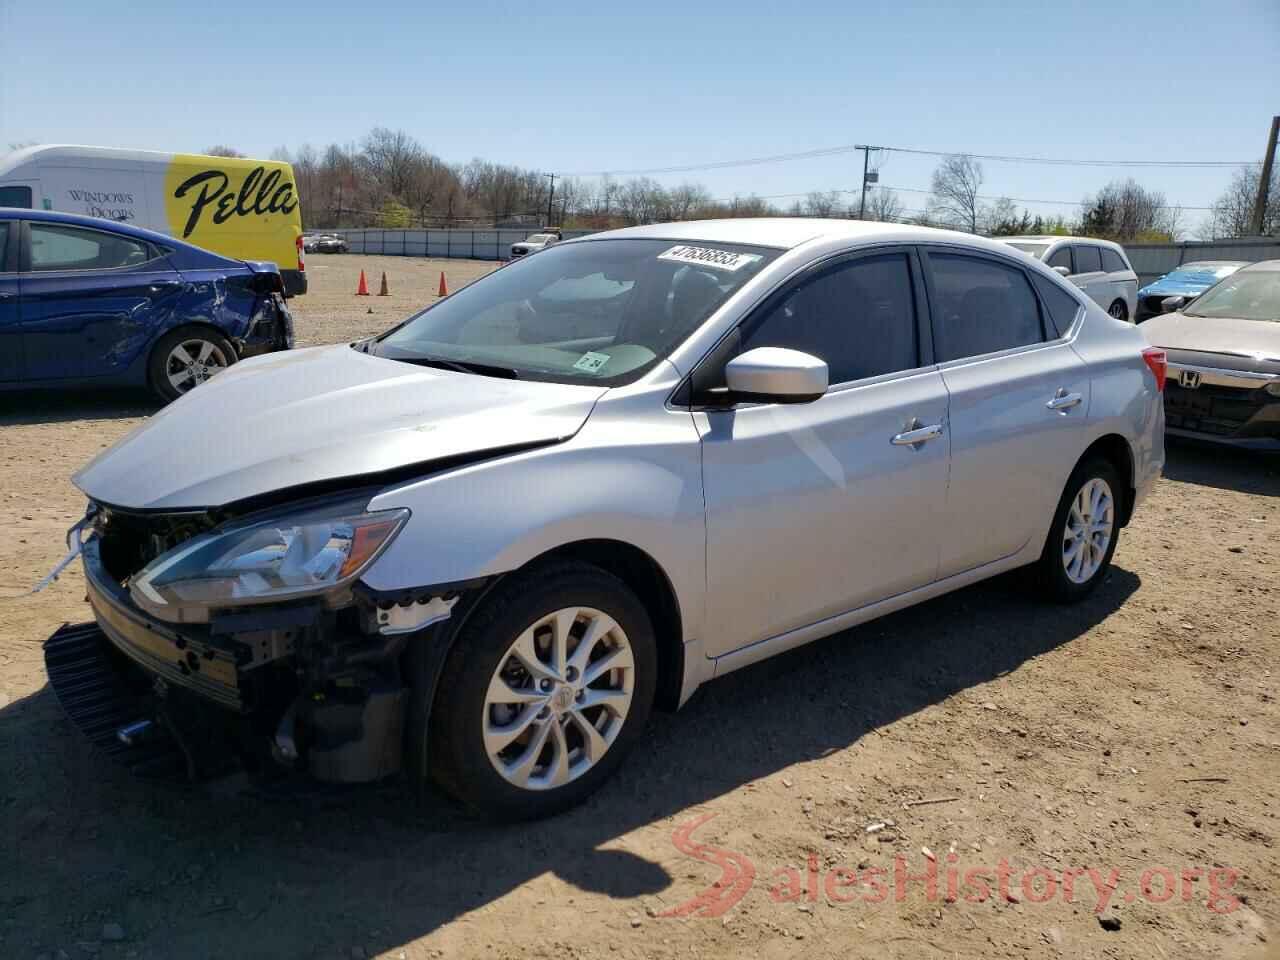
891,421,944,447
1046,390,1083,412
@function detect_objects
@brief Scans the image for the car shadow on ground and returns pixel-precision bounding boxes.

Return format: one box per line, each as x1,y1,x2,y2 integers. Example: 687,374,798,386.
0,388,160,427
2,566,1140,956
1162,438,1280,497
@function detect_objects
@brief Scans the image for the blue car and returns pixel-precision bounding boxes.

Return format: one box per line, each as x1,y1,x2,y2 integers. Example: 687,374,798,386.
1135,260,1248,323
0,209,293,401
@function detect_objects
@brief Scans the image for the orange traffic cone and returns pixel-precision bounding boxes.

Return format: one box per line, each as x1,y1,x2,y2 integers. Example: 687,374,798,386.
355,270,370,296
378,271,390,296
437,271,449,297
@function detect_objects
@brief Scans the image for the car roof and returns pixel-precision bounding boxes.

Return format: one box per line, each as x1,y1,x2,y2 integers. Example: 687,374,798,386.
1238,259,1280,273
1178,260,1248,269
570,217,1016,253
999,234,1126,252
0,207,239,262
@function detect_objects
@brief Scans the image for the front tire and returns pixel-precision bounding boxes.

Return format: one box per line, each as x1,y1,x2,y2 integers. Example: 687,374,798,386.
1034,457,1121,602
428,562,657,821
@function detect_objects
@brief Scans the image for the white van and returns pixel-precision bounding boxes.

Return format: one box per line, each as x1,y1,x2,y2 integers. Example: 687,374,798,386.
997,236,1138,322
0,145,307,296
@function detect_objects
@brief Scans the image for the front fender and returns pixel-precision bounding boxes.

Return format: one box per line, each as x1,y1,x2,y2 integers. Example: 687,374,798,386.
360,395,706,646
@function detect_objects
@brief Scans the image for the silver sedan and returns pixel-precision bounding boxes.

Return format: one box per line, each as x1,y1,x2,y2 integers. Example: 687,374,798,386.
56,219,1165,819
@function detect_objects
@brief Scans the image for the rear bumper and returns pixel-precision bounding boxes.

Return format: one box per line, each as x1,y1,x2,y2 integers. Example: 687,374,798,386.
239,295,295,358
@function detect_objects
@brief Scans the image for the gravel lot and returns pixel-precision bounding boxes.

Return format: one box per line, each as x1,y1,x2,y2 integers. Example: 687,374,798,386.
0,256,1276,960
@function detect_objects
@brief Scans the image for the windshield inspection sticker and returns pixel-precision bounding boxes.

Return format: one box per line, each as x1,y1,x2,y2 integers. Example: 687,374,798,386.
658,245,762,272
573,351,611,373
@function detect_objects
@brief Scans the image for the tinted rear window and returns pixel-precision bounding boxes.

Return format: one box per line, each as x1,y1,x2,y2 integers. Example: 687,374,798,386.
1074,245,1102,273
0,186,32,209
1100,248,1128,273
929,254,1045,361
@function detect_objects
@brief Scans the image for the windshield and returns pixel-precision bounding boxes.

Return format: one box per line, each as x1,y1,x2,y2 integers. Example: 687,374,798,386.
376,238,780,384
1184,271,1280,323
1004,242,1049,258
527,234,556,243
1166,262,1242,281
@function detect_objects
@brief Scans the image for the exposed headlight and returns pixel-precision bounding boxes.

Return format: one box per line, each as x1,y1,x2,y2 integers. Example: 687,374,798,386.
129,503,409,623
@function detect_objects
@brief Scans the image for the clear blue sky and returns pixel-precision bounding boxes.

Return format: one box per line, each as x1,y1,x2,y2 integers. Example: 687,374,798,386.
2,0,1277,234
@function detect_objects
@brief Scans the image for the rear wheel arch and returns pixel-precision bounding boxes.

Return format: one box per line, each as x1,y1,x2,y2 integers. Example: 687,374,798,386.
1077,434,1135,527
146,323,239,401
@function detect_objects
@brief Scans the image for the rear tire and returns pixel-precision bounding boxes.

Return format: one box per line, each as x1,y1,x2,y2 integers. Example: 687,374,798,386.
428,561,657,821
1034,457,1122,602
147,327,236,402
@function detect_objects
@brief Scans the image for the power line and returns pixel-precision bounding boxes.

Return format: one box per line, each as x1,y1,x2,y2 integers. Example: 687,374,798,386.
706,185,1212,212
561,142,1251,177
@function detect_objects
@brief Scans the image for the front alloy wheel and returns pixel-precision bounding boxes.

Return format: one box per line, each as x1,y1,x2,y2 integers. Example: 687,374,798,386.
427,562,656,820
483,607,635,790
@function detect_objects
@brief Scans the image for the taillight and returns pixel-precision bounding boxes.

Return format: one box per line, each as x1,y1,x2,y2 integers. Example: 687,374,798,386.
1142,347,1167,392
296,234,305,272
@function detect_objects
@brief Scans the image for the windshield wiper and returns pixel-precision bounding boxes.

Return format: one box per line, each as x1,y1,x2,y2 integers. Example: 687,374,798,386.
397,355,521,379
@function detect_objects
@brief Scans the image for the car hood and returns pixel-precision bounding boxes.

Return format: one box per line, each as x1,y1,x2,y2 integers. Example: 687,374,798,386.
74,344,607,510
1140,312,1280,362
1138,274,1219,298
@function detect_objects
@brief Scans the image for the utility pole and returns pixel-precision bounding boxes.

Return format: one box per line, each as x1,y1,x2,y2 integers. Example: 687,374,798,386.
856,145,881,220
1249,115,1279,237
545,173,557,227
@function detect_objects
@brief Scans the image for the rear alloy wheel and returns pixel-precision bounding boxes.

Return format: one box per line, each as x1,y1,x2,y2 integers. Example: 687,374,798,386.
1035,457,1122,602
428,562,656,820
148,328,235,402
1108,300,1129,322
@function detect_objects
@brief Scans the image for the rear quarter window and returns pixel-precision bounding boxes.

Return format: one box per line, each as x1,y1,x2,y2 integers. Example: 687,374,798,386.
1031,274,1084,337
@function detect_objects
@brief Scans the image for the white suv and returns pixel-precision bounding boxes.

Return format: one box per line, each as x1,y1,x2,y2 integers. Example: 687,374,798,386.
999,237,1138,323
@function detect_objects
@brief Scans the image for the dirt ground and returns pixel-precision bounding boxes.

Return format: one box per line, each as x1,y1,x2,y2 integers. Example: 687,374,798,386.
0,256,1277,960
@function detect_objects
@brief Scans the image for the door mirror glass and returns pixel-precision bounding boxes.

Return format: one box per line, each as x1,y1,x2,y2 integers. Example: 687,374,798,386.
724,347,828,403
1052,265,1071,278
1161,295,1187,313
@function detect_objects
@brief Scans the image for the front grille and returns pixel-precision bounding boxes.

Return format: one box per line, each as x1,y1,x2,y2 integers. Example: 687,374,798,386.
1164,382,1269,437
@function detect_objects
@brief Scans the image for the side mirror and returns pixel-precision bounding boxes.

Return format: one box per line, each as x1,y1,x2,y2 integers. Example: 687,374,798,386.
1161,296,1187,314
724,347,828,404
1052,265,1071,278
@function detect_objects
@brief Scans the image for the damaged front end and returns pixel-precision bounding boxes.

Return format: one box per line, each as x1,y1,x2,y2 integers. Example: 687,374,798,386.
44,498,475,788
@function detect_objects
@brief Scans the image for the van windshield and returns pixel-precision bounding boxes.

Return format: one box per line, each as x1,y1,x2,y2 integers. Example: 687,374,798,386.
375,238,780,385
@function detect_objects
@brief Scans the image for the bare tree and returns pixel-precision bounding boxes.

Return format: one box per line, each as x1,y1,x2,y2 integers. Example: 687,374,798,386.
204,145,245,158
362,128,425,204
927,154,984,233
667,182,712,220
802,190,845,217
1206,163,1280,238
861,187,905,223
1079,179,1179,242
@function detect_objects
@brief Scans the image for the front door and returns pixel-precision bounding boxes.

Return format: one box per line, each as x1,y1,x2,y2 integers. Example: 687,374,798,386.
20,220,182,381
697,248,950,656
920,248,1091,577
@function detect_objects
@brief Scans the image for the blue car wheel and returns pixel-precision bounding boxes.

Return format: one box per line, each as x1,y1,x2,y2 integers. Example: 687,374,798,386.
147,327,236,402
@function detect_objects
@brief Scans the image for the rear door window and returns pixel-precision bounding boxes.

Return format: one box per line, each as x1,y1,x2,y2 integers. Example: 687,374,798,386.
1073,245,1102,274
29,224,153,272
1100,248,1128,273
1045,246,1073,272
927,253,1046,362
741,251,919,384
0,223,9,268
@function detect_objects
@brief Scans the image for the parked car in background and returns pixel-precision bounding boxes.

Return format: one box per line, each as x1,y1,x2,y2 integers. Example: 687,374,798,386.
313,233,348,254
1134,261,1248,322
48,219,1163,820
0,145,307,297
0,209,293,402
1140,260,1280,449
302,232,321,253
999,236,1138,322
510,229,561,259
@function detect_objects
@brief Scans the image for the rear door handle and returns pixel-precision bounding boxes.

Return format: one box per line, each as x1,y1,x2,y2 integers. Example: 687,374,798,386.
1046,390,1083,412
891,421,944,447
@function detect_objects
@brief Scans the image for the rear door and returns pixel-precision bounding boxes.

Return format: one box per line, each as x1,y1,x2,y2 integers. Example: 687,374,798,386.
1100,246,1137,318
920,247,1090,578
0,222,22,381
19,221,183,380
